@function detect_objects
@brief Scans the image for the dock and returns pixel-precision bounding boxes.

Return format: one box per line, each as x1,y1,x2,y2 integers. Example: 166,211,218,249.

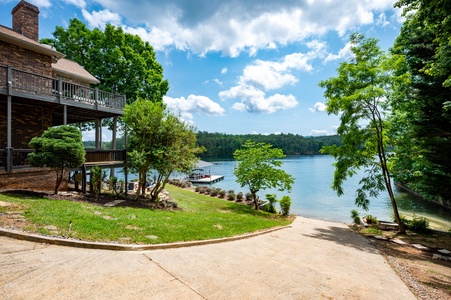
189,175,224,184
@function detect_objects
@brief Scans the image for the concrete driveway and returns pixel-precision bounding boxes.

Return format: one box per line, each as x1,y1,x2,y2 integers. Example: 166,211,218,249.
0,217,415,299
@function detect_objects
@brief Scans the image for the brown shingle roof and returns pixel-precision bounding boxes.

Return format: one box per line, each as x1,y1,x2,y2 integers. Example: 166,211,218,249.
52,58,100,85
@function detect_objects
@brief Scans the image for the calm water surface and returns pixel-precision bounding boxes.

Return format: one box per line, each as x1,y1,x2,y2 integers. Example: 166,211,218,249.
192,155,451,230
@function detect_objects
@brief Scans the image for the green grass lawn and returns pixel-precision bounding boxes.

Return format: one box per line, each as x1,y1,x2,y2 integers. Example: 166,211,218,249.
0,185,293,244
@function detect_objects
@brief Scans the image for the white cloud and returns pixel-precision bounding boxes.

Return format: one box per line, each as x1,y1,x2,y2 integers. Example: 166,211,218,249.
63,0,87,9
221,85,298,114
81,9,121,28
325,42,353,62
28,0,51,7
219,46,324,114
309,102,327,113
163,95,225,121
221,67,228,74
84,0,400,57
310,129,329,136
213,79,223,86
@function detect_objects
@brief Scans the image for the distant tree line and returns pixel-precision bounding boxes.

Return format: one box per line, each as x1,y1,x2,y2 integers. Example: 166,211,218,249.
195,132,342,158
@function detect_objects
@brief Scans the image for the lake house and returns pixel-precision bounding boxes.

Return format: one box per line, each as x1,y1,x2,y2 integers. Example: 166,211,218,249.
0,0,126,191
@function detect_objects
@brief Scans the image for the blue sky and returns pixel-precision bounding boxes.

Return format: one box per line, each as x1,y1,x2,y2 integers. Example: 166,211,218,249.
1,0,404,139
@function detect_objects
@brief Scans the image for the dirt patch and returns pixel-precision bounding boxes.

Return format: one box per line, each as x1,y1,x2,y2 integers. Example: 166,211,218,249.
364,230,451,300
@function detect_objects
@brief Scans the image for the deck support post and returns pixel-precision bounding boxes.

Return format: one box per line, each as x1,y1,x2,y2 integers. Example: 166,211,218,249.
63,105,67,125
6,67,12,172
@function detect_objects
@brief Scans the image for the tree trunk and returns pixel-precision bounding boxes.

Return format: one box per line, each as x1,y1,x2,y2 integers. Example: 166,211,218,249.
377,133,406,234
54,168,64,194
252,191,259,210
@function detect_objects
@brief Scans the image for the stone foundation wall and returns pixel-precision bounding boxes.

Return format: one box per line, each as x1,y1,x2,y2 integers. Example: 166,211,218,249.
0,168,68,192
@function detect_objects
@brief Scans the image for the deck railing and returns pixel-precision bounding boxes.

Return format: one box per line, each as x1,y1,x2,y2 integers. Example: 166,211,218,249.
0,65,125,110
2,148,126,172
85,149,126,163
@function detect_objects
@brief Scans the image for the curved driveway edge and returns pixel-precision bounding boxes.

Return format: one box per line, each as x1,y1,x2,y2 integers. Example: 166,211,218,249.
0,224,291,251
0,217,416,299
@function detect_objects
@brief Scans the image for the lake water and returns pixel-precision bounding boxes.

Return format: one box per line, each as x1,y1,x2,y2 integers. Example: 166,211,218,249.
183,155,450,230
118,155,451,230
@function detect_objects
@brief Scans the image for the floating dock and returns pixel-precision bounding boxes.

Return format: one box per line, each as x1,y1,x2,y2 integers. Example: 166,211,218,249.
189,175,224,184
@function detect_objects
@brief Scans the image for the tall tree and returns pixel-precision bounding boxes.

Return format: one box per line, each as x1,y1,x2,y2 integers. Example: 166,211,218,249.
42,19,169,177
319,33,407,233
233,141,294,210
391,1,451,201
28,126,85,194
42,19,169,104
123,99,203,200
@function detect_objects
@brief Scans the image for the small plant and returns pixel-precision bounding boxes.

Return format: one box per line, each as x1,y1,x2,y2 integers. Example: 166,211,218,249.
350,209,360,225
409,214,430,232
90,166,106,199
210,189,219,197
245,193,252,201
364,214,378,225
118,179,124,194
279,196,291,216
236,192,243,201
109,175,119,198
195,186,202,192
265,194,278,213
205,187,212,195
218,189,226,198
227,192,236,201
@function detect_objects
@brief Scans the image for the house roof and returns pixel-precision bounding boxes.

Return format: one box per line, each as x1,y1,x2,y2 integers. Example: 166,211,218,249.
52,58,100,85
0,24,63,59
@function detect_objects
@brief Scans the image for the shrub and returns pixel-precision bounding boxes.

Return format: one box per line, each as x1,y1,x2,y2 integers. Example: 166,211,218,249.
205,187,212,195
109,175,119,197
279,196,291,216
227,192,236,201
218,189,226,198
408,214,430,232
90,166,106,198
364,215,378,225
195,186,202,192
236,192,243,201
245,193,252,201
350,209,360,225
210,189,219,197
228,190,235,194
264,194,277,213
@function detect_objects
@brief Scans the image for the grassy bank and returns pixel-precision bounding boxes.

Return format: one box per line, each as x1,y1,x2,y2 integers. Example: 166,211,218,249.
0,185,293,244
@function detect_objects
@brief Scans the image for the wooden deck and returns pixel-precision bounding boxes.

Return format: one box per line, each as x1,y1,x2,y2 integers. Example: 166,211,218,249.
189,175,224,184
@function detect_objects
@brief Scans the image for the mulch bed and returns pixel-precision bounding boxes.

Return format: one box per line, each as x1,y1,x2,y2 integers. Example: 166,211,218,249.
0,189,179,210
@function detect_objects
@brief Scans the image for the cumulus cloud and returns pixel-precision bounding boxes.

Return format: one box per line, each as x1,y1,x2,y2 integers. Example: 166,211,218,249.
63,0,87,9
28,0,51,7
219,44,325,114
221,85,298,114
221,67,228,74
82,0,400,57
310,129,330,136
163,95,225,121
81,9,121,28
213,79,223,86
325,42,353,62
309,102,327,113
